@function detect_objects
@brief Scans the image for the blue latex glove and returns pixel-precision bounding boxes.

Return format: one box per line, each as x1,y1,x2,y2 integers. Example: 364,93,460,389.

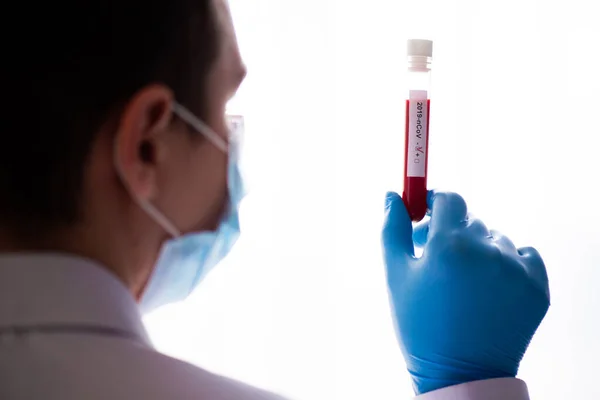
382,191,550,395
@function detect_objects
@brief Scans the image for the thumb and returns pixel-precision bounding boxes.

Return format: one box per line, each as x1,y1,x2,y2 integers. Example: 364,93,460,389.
382,192,415,263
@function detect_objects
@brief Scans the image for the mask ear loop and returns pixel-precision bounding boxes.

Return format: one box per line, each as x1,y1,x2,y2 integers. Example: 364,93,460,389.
172,103,229,153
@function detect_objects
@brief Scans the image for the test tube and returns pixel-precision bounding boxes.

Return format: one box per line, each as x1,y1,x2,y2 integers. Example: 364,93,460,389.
403,39,433,222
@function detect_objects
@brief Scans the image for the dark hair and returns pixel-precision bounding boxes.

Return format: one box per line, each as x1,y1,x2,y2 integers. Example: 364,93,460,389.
0,0,219,239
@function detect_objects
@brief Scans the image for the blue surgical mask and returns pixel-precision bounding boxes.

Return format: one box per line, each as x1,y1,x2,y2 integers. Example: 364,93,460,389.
115,102,244,313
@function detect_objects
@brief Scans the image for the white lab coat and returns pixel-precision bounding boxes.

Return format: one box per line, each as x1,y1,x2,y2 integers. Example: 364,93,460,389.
0,255,530,400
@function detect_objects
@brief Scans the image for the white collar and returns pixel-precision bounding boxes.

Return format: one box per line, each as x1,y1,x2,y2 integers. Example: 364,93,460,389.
0,253,152,347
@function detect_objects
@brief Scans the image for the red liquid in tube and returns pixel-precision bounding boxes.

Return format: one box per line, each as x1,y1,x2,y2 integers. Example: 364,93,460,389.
403,98,430,222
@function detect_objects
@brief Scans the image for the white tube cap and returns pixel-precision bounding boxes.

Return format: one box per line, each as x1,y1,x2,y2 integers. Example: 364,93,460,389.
407,39,433,57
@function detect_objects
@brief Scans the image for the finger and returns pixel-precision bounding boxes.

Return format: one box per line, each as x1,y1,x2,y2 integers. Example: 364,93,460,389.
412,219,430,248
382,192,415,263
427,191,469,235
490,229,518,253
518,247,550,301
464,215,490,238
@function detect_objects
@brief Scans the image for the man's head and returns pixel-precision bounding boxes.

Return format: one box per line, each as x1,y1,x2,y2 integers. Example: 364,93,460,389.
0,0,246,299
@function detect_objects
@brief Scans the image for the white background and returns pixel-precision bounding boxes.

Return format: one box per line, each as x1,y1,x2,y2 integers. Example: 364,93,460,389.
145,0,600,398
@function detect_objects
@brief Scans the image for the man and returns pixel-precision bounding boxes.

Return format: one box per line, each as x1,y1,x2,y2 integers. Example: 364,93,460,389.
0,0,549,399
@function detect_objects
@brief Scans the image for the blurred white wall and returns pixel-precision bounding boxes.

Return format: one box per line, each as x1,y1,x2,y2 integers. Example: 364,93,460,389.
144,1,600,398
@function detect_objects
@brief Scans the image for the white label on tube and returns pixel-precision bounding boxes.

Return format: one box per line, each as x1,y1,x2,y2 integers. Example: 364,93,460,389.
407,90,428,177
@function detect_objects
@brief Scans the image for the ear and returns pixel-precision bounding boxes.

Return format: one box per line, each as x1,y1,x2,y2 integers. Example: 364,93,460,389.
114,85,174,202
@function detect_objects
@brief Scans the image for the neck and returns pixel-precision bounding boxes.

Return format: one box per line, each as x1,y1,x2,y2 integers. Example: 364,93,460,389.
0,222,161,301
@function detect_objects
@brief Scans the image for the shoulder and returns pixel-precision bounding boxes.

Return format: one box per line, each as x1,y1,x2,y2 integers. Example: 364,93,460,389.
125,340,285,400
1,332,285,400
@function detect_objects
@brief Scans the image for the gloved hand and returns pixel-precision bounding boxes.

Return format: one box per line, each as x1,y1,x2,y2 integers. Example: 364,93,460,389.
382,191,550,395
